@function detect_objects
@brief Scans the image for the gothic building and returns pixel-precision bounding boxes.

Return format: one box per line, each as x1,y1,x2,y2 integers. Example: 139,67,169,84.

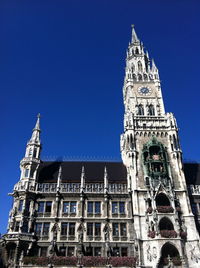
1,26,200,268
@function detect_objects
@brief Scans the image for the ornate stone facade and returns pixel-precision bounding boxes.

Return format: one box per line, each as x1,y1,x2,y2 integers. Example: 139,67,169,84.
1,26,200,268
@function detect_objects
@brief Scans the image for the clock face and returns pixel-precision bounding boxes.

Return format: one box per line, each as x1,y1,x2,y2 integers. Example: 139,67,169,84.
138,86,152,96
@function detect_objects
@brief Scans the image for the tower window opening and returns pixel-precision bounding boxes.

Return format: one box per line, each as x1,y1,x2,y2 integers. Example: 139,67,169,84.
156,193,170,207
28,148,33,157
138,104,144,115
159,243,181,266
159,217,174,231
138,74,142,81
33,148,37,158
133,74,137,81
144,74,148,81
148,104,155,116
173,134,178,150
24,168,29,178
135,48,139,54
138,61,142,72
18,200,23,212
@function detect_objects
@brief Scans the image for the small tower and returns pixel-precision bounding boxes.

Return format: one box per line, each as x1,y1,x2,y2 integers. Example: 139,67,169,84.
4,115,42,266
18,114,42,190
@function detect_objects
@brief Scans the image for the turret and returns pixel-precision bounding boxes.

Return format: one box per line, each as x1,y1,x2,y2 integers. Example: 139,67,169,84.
18,114,42,187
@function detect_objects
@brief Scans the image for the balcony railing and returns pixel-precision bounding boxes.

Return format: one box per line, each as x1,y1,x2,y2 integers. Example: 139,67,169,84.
37,183,127,194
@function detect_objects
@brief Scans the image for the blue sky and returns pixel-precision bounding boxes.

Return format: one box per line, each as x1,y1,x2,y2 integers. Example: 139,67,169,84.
0,0,200,233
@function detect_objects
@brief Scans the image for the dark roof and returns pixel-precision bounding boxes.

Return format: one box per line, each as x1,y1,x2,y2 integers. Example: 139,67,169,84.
37,161,200,185
184,163,200,185
38,161,127,183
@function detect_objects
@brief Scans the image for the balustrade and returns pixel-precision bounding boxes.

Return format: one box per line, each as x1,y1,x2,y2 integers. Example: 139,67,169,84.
36,183,127,193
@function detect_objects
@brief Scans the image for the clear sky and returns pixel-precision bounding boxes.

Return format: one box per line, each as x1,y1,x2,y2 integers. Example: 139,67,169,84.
0,0,200,233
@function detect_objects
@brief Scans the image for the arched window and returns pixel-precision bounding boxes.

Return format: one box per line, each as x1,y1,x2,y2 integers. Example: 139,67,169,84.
148,104,155,116
135,47,139,54
143,74,148,81
138,104,144,115
132,74,137,81
159,243,180,266
131,64,135,73
138,61,142,72
159,217,174,231
138,74,142,81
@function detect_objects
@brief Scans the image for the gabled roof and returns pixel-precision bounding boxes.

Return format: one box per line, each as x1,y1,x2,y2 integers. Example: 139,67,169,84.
37,161,127,183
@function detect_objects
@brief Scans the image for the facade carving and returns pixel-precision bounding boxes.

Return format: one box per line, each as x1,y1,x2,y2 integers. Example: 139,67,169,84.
1,26,200,268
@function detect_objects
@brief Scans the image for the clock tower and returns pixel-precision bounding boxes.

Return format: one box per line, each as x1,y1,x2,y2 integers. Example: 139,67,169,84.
121,26,200,267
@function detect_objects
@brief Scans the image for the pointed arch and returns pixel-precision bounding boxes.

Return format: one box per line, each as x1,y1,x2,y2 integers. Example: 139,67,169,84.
148,104,155,116
135,47,139,54
138,61,142,72
159,217,174,231
155,193,170,207
138,74,142,81
132,74,137,81
158,242,181,267
137,104,144,115
143,73,148,81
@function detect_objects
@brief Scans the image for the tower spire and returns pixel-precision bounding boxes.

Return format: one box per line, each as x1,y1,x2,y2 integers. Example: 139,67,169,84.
24,114,42,159
131,24,139,43
30,113,41,144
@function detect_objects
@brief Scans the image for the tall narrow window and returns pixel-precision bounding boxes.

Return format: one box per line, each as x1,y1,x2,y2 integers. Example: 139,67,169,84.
45,202,52,213
61,223,68,236
88,202,93,213
42,223,50,236
33,148,37,158
119,202,125,214
112,202,118,213
14,221,20,232
95,223,101,236
112,223,119,236
24,169,29,178
63,202,70,213
138,61,143,72
18,200,23,212
68,223,75,236
138,104,144,115
70,202,76,213
120,223,127,236
95,202,101,214
35,223,42,235
38,202,45,213
87,223,93,236
148,105,155,116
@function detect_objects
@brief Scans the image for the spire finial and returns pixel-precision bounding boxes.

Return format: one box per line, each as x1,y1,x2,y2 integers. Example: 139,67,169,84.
34,113,41,131
131,24,139,43
81,166,85,192
57,164,62,191
104,166,108,192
